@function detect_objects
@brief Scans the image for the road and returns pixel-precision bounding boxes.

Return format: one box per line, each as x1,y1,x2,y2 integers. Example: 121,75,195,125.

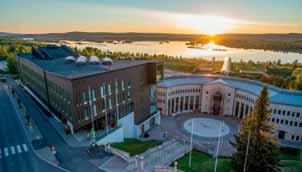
7,78,106,172
0,83,66,172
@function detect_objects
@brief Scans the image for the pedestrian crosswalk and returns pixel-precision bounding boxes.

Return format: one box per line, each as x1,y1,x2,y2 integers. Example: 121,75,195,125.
0,144,29,159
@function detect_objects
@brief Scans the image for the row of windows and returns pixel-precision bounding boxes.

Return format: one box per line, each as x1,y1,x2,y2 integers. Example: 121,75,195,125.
22,64,47,100
78,80,132,122
22,64,72,117
80,80,131,105
157,91,166,97
272,109,301,118
268,118,302,128
168,88,201,96
236,94,255,104
291,135,302,142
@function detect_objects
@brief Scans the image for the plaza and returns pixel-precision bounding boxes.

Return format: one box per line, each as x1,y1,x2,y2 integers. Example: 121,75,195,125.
146,113,240,157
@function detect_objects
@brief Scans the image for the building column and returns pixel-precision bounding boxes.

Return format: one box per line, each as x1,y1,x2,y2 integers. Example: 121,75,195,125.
193,96,196,111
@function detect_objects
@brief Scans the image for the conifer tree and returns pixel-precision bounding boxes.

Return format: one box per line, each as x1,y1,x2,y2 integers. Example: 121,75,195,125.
231,86,280,172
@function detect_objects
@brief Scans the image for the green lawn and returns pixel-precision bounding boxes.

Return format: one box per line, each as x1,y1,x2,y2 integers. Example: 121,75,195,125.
280,148,302,172
174,149,302,172
175,150,231,172
111,139,162,156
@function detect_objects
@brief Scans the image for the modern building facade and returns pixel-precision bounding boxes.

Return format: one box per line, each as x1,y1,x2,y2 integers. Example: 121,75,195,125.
157,75,302,144
17,45,163,142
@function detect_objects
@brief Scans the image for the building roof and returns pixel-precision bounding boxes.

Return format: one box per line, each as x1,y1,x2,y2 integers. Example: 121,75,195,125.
18,45,155,80
158,75,302,107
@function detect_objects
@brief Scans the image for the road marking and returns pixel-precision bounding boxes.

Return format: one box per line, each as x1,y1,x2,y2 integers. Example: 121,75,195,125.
22,144,28,152
10,146,16,155
4,147,9,157
17,145,22,153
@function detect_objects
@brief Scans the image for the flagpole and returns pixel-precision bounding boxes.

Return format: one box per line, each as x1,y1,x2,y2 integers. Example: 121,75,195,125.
189,119,194,168
243,130,251,172
214,122,222,172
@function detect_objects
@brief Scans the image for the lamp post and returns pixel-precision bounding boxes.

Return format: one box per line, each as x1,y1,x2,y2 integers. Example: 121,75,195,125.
189,119,194,168
214,121,223,172
243,130,251,172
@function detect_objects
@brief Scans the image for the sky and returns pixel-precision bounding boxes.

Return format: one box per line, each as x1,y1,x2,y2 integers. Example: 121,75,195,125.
0,0,301,34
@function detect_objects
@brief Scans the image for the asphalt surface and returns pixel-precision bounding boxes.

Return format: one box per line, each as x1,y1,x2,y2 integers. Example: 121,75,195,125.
0,83,66,172
7,78,106,172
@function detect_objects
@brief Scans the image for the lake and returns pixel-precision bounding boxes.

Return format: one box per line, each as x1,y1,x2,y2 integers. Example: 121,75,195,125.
63,41,302,63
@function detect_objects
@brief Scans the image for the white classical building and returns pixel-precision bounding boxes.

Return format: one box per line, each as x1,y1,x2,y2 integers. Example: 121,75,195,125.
157,75,302,144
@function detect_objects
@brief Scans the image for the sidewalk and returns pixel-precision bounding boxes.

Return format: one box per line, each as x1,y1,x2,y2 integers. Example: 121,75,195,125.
5,85,62,168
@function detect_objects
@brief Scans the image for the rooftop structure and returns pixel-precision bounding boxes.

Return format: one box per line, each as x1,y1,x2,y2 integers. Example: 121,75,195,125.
158,75,302,106
18,46,154,79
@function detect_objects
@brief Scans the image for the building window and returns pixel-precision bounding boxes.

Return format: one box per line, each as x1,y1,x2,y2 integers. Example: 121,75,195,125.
92,104,97,116
92,89,96,100
83,106,89,120
108,84,112,95
121,80,125,90
82,92,87,103
100,85,105,97
109,98,112,109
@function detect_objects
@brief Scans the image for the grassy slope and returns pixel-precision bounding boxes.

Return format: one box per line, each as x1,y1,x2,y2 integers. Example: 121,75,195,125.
176,149,301,172
111,139,162,156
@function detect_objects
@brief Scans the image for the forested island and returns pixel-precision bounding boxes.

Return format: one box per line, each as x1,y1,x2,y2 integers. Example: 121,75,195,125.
0,38,301,90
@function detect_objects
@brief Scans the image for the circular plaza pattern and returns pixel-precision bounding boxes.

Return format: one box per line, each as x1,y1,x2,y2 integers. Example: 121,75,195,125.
183,118,230,138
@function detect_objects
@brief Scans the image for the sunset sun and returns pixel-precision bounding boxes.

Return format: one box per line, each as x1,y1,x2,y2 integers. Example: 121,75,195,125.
173,14,239,35
187,15,238,35
196,15,238,35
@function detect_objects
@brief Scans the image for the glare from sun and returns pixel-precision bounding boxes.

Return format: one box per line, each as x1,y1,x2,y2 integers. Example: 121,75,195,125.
176,14,238,35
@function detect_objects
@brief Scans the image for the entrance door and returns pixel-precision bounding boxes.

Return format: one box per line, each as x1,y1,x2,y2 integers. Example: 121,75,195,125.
212,92,222,115
278,130,286,139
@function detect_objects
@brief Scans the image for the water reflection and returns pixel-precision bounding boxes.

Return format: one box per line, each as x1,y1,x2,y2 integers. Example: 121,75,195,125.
64,41,302,63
